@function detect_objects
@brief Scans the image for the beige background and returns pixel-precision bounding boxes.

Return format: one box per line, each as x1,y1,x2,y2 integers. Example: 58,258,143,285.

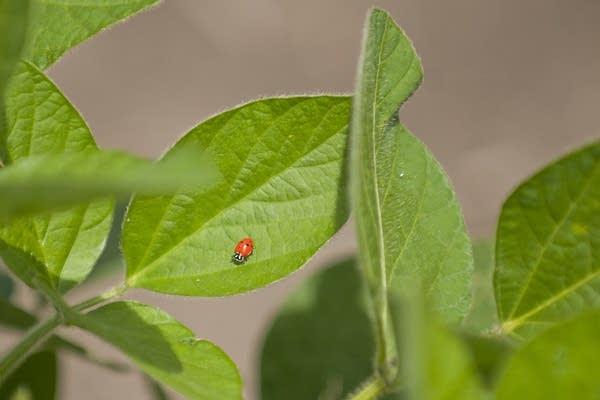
4,0,600,398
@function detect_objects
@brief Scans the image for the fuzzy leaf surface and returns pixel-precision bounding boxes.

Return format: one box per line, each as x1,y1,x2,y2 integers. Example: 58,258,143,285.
25,0,159,69
350,7,472,371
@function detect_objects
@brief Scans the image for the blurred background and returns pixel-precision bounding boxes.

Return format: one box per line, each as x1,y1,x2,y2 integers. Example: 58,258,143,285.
4,0,600,398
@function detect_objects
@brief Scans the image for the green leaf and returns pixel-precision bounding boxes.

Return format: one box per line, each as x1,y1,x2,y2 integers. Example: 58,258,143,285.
0,0,28,99
0,268,14,300
462,240,498,332
5,60,99,161
388,291,488,400
123,96,351,295
496,310,600,400
350,7,472,374
0,298,36,330
0,0,29,163
260,260,374,400
0,60,114,293
0,351,57,400
458,333,514,391
24,0,160,70
495,141,600,337
72,301,242,399
0,149,219,219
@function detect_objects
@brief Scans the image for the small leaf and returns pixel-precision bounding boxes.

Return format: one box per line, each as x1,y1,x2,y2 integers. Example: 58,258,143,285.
24,0,160,70
0,268,14,300
495,141,600,337
462,240,498,332
72,301,242,399
260,260,374,400
388,290,488,400
496,310,600,400
350,7,472,374
0,351,57,400
0,298,36,330
123,96,351,295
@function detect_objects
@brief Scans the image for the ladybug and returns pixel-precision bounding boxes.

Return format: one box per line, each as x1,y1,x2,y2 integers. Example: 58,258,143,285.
232,237,254,264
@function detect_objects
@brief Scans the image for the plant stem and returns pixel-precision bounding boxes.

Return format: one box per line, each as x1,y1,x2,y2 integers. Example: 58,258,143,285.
73,283,128,312
0,283,127,381
0,314,61,382
347,375,386,400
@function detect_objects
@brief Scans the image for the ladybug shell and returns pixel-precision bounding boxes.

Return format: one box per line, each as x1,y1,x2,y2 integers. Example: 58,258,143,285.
234,238,254,258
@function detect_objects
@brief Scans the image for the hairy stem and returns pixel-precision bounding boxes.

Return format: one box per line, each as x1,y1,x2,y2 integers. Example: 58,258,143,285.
0,283,127,381
73,283,129,312
0,314,61,381
347,375,386,400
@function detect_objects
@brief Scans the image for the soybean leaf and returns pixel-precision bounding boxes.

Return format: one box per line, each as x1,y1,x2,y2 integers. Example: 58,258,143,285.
0,299,36,330
388,290,488,400
123,96,351,295
72,301,242,399
0,0,29,162
0,60,113,294
0,0,28,96
495,141,600,337
24,0,160,70
458,333,514,390
260,260,374,400
496,311,600,400
0,268,14,300
463,240,498,332
0,149,218,219
350,7,472,372
5,60,99,162
0,351,57,400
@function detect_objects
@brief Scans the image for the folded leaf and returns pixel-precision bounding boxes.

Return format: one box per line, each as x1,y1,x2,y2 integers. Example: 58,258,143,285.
73,301,242,399
350,7,472,374
24,0,160,70
495,141,600,337
124,96,351,295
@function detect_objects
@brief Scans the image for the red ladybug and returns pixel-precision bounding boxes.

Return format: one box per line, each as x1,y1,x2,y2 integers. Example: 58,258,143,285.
232,237,254,264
